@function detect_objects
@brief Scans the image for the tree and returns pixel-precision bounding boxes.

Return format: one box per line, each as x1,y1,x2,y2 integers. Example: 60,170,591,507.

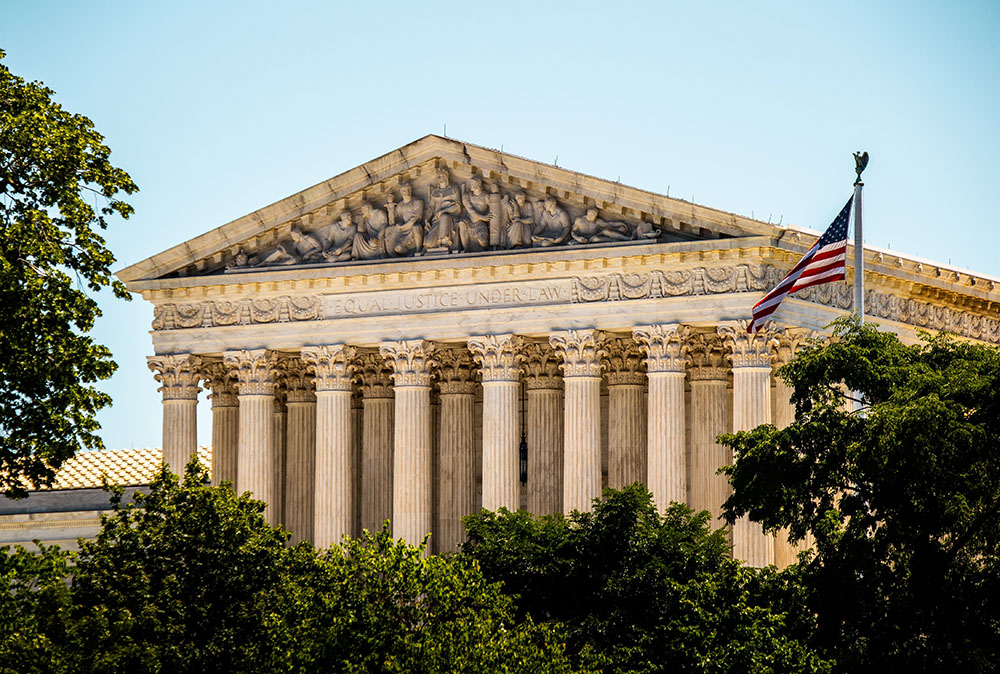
0,462,577,673
462,485,832,673
0,50,137,496
721,319,1000,672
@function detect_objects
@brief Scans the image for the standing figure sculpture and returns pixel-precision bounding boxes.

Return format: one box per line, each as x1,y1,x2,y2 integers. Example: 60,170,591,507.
425,168,461,253
323,211,357,262
531,196,572,247
353,201,390,260
571,207,630,244
459,177,492,252
502,190,535,248
252,227,323,266
383,183,425,257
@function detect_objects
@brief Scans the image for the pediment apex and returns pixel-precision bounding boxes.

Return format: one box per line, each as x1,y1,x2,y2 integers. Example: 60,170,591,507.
118,135,779,284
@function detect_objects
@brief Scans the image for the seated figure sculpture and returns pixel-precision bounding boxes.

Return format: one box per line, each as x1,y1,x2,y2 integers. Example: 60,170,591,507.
425,168,461,253
252,227,323,266
571,207,630,244
384,183,425,257
458,177,491,252
353,201,390,260
323,211,357,262
531,196,572,247
502,190,534,248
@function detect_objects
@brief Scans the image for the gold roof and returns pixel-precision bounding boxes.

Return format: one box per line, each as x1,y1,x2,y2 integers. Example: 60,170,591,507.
45,447,212,490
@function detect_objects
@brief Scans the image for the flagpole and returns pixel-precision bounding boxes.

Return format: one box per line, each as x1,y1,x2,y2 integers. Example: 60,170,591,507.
853,151,868,322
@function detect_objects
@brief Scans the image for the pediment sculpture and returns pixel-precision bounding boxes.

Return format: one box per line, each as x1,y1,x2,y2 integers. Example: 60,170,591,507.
225,167,662,272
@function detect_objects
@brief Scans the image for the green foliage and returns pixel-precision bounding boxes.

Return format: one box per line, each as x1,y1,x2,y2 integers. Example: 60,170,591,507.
721,319,1000,672
0,460,576,673
463,484,831,674
0,49,137,496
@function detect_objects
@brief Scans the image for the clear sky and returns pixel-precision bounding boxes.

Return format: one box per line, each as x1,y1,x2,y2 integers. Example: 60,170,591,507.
3,1,998,450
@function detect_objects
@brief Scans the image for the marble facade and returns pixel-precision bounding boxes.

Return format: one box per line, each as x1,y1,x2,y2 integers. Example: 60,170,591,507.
123,135,1000,563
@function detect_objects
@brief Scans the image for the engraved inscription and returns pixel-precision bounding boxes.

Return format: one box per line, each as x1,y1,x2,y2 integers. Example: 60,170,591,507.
324,281,567,317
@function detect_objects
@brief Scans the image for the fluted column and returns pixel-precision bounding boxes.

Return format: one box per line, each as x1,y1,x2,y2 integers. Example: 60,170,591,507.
202,362,238,487
282,359,316,544
603,338,647,489
468,335,523,512
302,345,357,548
720,321,780,567
686,334,731,525
634,325,689,510
272,392,287,525
380,341,436,552
358,353,394,535
148,354,202,476
224,349,278,524
550,330,606,514
522,343,563,514
436,348,477,552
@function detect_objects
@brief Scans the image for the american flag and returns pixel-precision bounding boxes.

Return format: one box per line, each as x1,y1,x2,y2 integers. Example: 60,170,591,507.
748,197,854,333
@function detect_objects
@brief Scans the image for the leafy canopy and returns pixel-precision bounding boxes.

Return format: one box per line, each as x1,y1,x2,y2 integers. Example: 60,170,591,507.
721,319,1000,672
463,484,832,674
0,49,136,495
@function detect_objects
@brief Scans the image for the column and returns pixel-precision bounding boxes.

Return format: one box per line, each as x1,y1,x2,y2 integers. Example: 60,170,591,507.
351,390,363,538
719,321,780,567
436,348,477,552
379,340,435,552
550,330,606,514
224,349,278,524
202,361,238,487
468,335,523,512
357,353,394,535
603,338,647,489
282,358,316,544
522,343,563,514
302,345,357,548
272,392,287,526
147,354,202,475
633,325,689,510
687,333,731,524
772,331,814,567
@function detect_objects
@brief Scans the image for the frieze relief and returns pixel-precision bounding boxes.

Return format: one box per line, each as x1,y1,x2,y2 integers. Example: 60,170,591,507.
214,167,663,274
150,263,1000,345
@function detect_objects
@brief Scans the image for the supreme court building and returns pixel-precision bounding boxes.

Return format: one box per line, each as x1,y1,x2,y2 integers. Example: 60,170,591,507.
116,135,1000,566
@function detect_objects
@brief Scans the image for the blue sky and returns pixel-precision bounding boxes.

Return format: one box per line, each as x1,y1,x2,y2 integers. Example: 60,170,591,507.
3,1,998,450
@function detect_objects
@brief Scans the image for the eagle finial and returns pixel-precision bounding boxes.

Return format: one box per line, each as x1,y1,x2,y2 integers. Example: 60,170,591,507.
853,151,869,184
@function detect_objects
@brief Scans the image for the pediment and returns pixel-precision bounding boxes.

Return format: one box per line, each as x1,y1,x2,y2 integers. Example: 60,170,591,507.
118,135,779,284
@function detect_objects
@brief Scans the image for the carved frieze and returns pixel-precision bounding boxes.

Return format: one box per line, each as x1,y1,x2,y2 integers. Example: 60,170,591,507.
467,334,524,383
603,337,646,385
301,345,356,393
632,324,690,374
379,340,436,388
549,329,606,378
147,354,203,401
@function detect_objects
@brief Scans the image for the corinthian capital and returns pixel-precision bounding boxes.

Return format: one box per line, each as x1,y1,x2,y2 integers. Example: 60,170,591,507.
201,360,238,407
356,352,394,398
603,337,646,385
276,356,315,402
633,324,690,374
718,320,780,368
147,354,203,401
223,349,279,396
549,329,607,378
686,333,728,381
468,334,523,383
521,342,562,390
774,329,821,367
301,345,356,392
379,340,437,388
436,347,477,395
